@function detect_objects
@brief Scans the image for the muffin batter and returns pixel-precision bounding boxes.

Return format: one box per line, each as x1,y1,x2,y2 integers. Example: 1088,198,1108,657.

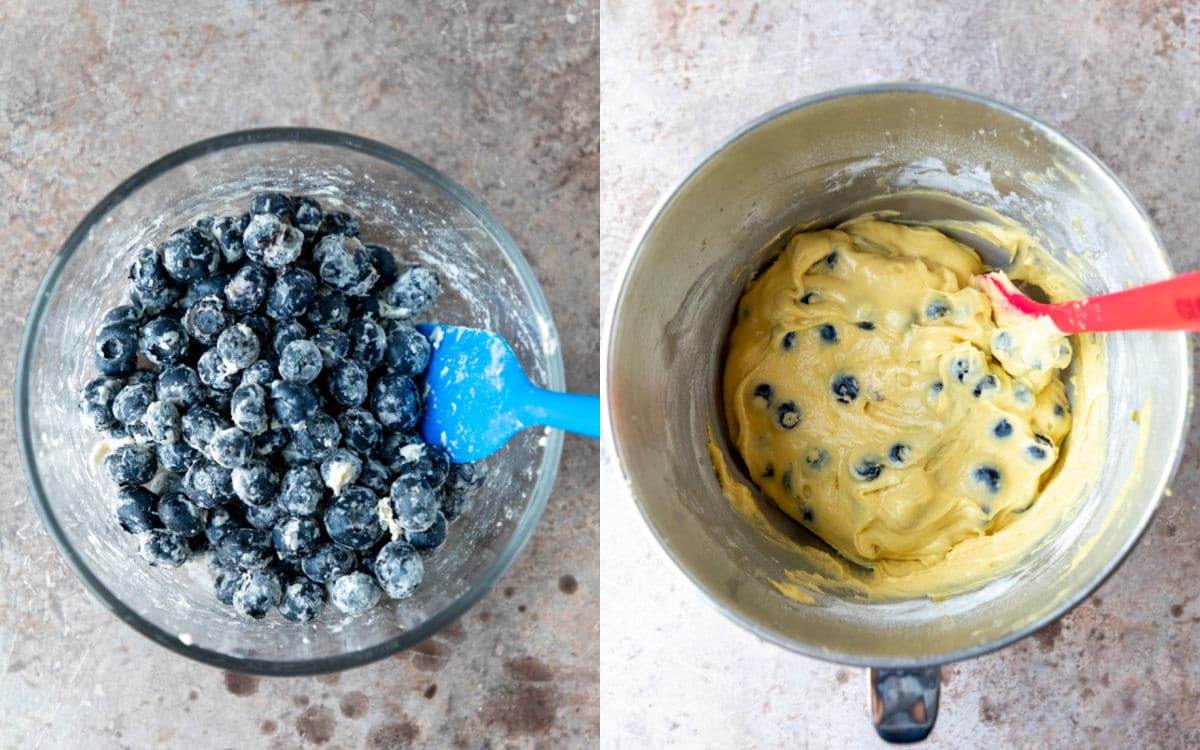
723,219,1074,568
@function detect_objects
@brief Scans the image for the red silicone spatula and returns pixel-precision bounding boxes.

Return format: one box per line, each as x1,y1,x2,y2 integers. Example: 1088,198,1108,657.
978,271,1200,334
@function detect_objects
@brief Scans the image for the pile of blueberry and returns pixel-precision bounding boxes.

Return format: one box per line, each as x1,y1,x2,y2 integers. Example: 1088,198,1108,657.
78,193,487,621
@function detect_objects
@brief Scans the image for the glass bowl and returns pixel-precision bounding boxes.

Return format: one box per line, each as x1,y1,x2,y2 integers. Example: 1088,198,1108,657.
17,128,565,675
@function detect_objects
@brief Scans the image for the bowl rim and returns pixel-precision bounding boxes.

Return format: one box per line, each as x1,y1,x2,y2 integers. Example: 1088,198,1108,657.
16,126,565,676
602,82,1193,668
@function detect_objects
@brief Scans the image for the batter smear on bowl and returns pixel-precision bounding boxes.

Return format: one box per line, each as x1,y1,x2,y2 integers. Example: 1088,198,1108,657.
723,219,1074,569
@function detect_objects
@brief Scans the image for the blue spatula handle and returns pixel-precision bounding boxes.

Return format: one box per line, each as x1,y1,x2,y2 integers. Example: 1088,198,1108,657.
519,388,600,439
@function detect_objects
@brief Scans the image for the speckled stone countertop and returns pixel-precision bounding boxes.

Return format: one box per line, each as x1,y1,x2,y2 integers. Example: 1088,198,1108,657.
0,2,597,748
602,2,1200,748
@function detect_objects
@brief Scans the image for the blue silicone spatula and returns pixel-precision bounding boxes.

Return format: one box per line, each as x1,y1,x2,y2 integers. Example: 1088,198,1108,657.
415,324,599,462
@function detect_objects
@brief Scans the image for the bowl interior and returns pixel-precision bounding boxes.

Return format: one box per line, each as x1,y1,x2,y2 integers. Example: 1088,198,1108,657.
18,131,564,674
607,87,1190,666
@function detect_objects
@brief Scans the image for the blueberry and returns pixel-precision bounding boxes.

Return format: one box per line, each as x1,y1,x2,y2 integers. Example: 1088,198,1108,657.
329,571,380,615
799,291,819,304
291,196,324,237
321,449,363,494
79,376,123,432
250,192,294,222
393,443,450,489
888,443,910,466
278,465,324,515
804,447,829,470
317,235,380,296
211,215,245,264
1027,445,1048,460
346,317,388,368
243,213,303,268
818,324,838,343
255,427,290,457
112,382,155,424
856,321,876,331
406,512,448,553
230,383,268,435
183,294,230,346
321,211,360,238
389,474,438,532
184,458,235,509
775,401,802,430
129,282,182,314
973,465,1002,493
926,298,951,320
231,459,279,506
825,250,838,268
323,486,385,550
244,500,284,530
137,530,189,568
157,492,204,538
1053,403,1066,417
208,427,253,469
993,330,1012,352
781,331,796,350
143,400,182,444
372,374,420,430
266,268,318,321
301,543,356,584
116,486,159,534
385,325,432,376
358,458,391,496
305,288,351,330
438,487,472,522
291,411,341,461
373,541,424,598
279,339,323,383
972,375,998,398
214,566,242,606
272,320,307,357
830,373,859,404
181,274,231,312
205,505,242,546
129,246,171,292
233,568,283,619
216,527,273,569
993,419,1013,438
104,444,156,486
181,405,225,452
329,360,369,408
158,440,199,474
312,327,350,368
447,461,487,493
338,408,381,453
192,214,216,232
273,515,321,556
932,381,944,394
160,227,218,283
270,381,319,428
127,370,158,388
94,324,138,377
138,317,189,366
951,357,972,383
365,243,399,286
375,430,416,469
279,577,326,622
241,359,276,388
197,348,240,390
852,457,883,481
384,266,441,318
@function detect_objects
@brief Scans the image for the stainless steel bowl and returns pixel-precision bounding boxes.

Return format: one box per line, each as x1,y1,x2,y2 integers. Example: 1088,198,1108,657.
604,84,1191,740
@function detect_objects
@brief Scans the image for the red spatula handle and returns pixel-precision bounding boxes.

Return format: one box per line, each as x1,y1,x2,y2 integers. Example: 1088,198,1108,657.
1049,270,1200,333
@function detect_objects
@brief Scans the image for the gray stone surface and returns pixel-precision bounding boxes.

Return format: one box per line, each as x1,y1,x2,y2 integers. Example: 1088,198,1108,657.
601,1,1200,748
0,1,597,748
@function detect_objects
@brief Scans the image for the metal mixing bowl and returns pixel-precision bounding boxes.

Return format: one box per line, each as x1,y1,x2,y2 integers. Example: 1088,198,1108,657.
604,84,1191,740
17,128,565,675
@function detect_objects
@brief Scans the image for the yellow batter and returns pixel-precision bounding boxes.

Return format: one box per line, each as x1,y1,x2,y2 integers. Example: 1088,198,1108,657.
723,219,1075,570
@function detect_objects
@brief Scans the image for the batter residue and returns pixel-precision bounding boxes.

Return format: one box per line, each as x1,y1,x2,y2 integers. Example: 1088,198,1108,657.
723,219,1075,571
